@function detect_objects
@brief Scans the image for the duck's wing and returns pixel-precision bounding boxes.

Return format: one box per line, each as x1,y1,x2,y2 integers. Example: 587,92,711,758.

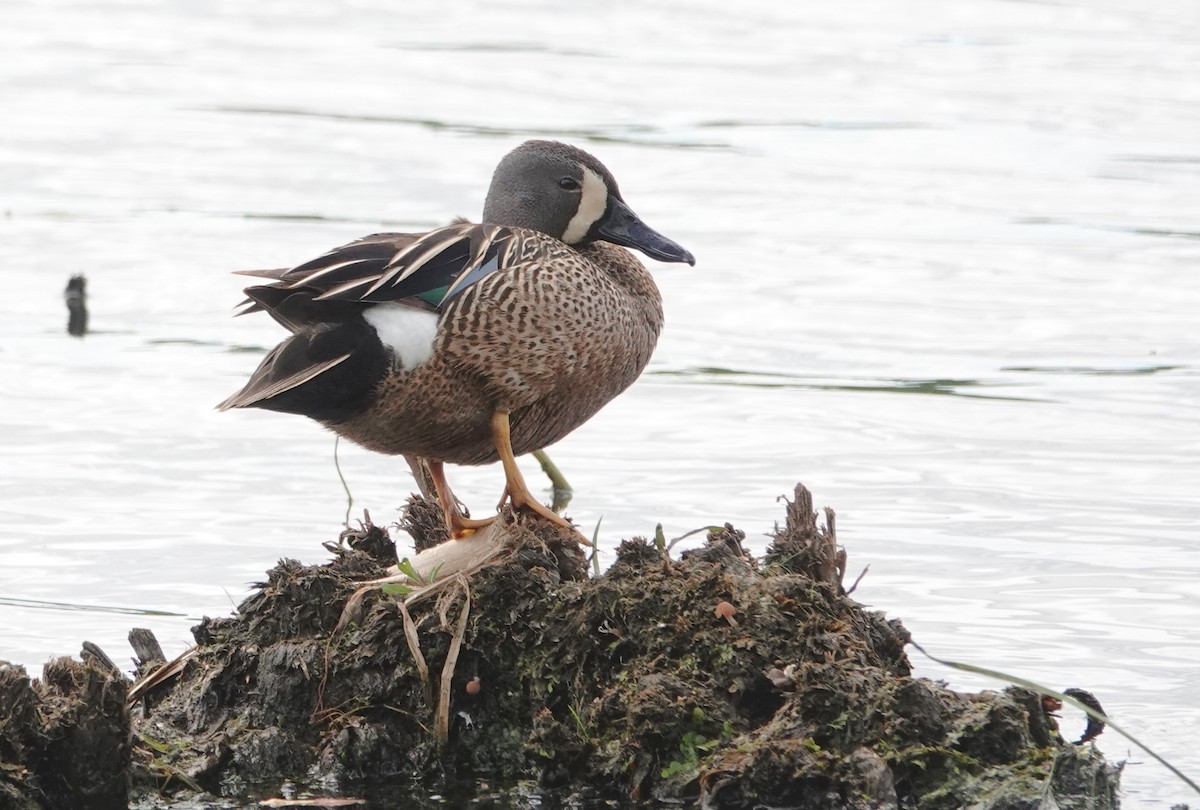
221,224,520,415
233,232,416,332
236,224,516,332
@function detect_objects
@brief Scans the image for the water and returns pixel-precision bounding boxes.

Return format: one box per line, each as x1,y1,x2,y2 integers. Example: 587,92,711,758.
3,0,1199,805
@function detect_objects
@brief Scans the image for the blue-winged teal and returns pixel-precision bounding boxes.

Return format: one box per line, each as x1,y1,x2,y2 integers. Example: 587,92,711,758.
219,140,694,540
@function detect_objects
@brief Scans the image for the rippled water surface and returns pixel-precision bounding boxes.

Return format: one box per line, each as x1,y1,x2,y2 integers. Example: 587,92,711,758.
3,0,1199,805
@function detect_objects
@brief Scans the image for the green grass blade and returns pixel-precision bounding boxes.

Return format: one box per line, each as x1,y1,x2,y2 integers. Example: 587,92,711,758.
589,515,604,578
910,640,1199,796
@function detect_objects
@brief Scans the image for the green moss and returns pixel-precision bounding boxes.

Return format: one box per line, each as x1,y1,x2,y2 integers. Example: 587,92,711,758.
126,503,1119,808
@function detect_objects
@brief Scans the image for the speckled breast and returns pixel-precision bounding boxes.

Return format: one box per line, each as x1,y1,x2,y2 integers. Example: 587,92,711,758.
327,237,665,466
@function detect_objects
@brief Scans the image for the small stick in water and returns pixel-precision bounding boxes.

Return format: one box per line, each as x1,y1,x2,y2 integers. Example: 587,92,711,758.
65,274,88,337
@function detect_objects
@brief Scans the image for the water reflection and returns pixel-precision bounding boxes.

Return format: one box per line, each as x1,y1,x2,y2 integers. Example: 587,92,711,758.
207,106,730,150
1000,364,1185,377
0,596,187,619
696,118,933,131
653,366,1043,401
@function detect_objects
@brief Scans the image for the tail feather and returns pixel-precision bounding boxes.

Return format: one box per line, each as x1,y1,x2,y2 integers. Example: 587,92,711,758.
217,320,390,424
217,352,352,411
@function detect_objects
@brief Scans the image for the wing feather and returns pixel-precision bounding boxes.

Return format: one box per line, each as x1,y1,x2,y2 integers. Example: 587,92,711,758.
364,225,474,297
233,224,515,330
440,229,514,305
286,257,386,290
223,224,521,415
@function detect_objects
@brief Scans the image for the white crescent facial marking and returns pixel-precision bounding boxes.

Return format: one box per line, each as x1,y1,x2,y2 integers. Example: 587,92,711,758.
363,304,439,369
561,166,608,245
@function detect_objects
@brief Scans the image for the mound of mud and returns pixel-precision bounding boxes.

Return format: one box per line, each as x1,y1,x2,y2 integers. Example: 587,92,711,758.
2,485,1119,808
0,657,129,809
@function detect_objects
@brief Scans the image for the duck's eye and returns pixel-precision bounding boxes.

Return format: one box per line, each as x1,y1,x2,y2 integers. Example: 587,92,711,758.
558,177,581,191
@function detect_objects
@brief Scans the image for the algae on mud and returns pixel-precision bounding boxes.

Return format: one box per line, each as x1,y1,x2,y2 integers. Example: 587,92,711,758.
1,484,1120,809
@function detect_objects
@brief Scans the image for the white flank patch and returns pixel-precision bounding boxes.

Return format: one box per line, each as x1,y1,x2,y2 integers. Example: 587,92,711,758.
363,304,439,369
561,166,608,244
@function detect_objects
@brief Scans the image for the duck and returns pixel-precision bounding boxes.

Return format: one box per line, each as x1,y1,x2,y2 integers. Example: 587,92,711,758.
218,140,694,541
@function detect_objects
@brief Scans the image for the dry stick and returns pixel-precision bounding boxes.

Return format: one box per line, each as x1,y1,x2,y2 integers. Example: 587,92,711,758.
80,641,123,677
332,530,504,636
435,576,472,745
128,628,166,670
127,647,198,704
399,601,432,707
391,536,508,594
846,565,870,595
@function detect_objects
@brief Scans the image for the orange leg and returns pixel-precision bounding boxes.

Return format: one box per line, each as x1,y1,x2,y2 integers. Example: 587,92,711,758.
425,459,495,538
490,411,590,546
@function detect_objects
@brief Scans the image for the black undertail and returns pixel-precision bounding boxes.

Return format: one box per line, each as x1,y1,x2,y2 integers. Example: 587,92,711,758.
240,319,390,424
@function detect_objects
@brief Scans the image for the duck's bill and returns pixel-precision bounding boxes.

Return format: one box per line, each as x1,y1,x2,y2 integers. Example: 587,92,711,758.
594,197,695,266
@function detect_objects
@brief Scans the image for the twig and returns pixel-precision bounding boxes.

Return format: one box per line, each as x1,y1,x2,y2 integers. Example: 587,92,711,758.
399,602,432,707
127,647,197,704
80,641,123,678
846,565,870,595
436,577,471,745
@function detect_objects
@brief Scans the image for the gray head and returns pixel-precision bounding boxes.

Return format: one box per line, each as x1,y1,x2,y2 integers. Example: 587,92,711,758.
482,140,694,265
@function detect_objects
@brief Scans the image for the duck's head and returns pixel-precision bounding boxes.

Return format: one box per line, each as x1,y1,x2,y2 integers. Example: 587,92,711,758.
482,140,695,266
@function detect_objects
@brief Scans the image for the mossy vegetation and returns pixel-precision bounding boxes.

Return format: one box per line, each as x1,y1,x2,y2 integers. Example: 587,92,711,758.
0,484,1119,808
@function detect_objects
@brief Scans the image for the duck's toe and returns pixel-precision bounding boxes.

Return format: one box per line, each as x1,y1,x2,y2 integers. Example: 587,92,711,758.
448,513,496,539
505,486,590,546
